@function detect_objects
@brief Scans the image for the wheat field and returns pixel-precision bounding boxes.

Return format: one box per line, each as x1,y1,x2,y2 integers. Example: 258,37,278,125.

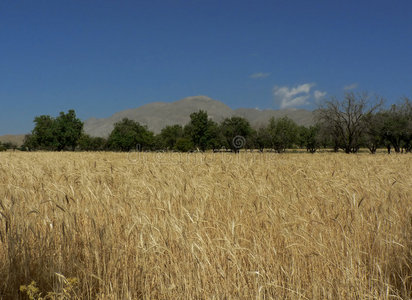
0,152,411,299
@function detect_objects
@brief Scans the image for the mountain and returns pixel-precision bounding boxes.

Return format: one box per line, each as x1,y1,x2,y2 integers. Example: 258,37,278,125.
0,134,25,147
84,96,315,137
234,108,315,128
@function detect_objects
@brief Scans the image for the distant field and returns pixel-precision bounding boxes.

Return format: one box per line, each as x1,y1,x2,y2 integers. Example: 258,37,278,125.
0,152,411,299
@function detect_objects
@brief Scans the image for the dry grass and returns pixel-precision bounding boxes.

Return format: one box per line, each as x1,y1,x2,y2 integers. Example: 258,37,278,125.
0,152,411,299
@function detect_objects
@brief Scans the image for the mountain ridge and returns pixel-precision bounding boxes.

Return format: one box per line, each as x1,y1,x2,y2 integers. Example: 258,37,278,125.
0,134,26,147
0,96,316,144
84,95,315,137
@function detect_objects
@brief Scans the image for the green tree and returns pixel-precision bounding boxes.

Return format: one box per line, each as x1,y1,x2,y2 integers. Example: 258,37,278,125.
54,110,83,151
0,141,17,150
382,112,404,153
220,116,253,152
381,98,412,153
185,110,219,151
252,127,271,152
21,134,37,151
31,115,58,150
362,112,384,154
296,126,307,149
268,117,298,153
28,110,83,151
402,98,412,152
78,134,107,151
107,118,154,151
317,124,340,152
158,124,184,150
206,121,225,150
299,125,321,153
174,137,194,152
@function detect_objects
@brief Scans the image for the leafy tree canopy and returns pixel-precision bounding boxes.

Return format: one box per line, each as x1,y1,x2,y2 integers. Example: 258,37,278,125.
28,110,83,151
268,116,298,153
185,110,220,151
55,110,83,151
107,118,154,151
220,116,252,152
158,124,184,150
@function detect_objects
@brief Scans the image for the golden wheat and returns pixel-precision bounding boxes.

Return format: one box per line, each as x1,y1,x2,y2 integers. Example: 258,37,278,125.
0,152,411,299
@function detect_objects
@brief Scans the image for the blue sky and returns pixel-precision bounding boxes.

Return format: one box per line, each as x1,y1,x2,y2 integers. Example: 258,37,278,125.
1,0,412,134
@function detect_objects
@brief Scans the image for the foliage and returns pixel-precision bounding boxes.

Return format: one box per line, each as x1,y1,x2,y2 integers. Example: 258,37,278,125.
267,116,298,152
299,125,321,153
28,110,83,151
31,115,59,150
185,110,220,151
20,281,41,300
174,137,194,152
54,110,83,151
20,276,79,300
380,98,412,153
220,116,252,152
21,134,37,151
0,141,18,150
255,127,272,152
158,124,184,150
78,134,107,151
107,118,154,151
362,112,385,154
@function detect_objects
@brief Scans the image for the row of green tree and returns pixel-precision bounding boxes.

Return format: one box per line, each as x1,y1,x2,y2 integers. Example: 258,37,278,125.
0,141,18,151
21,93,412,153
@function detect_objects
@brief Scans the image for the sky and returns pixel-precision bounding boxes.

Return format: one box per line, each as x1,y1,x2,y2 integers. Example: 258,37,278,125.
1,0,412,135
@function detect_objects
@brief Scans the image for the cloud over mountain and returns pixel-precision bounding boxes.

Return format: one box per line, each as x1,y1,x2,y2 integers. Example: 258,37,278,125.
273,83,315,109
314,90,327,102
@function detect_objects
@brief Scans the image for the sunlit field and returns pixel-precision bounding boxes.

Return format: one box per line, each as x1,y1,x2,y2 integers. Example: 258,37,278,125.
0,152,411,299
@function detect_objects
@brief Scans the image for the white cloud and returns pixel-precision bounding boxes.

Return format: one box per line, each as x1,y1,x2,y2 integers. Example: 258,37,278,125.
250,72,271,79
314,90,327,102
273,83,315,109
343,83,358,90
